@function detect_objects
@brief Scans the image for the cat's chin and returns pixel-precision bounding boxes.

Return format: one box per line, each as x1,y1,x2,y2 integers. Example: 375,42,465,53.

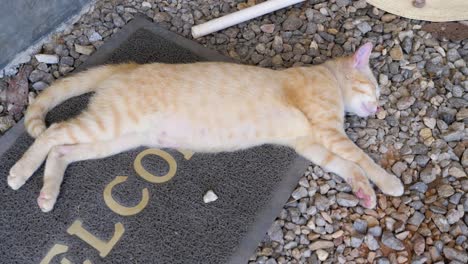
350,103,378,118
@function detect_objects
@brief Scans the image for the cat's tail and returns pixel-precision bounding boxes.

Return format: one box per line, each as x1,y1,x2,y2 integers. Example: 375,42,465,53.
25,63,137,138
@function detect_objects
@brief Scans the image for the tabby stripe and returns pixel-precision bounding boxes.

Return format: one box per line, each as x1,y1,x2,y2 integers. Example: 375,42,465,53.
322,152,335,166
328,137,347,146
111,105,121,136
73,118,95,141
127,107,139,124
89,111,106,132
351,86,368,95
64,125,79,144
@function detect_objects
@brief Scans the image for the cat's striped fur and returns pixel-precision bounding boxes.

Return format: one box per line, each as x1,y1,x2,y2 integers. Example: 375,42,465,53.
8,43,404,212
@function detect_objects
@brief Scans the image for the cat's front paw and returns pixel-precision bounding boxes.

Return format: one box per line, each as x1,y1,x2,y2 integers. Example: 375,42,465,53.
37,191,58,213
351,174,377,209
378,173,404,196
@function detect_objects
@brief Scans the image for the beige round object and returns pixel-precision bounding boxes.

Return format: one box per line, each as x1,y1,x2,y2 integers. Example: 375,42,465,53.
366,0,468,22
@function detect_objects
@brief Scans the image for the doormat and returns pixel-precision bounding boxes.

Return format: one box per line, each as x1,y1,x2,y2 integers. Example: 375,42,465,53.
0,17,308,264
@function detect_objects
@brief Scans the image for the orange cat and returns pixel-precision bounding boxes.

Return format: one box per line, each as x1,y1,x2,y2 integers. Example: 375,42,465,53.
8,43,403,212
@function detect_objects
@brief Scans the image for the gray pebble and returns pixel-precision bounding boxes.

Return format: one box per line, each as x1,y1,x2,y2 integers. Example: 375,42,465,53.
267,221,283,243
410,182,428,193
443,247,468,262
353,219,368,234
350,235,364,248
381,232,405,250
314,194,332,211
376,258,390,264
432,214,450,232
449,192,462,204
438,184,455,197
441,130,464,142
336,0,351,7
368,225,382,237
60,56,74,66
397,96,415,110
455,235,466,245
430,205,447,214
112,13,125,27
336,192,359,207
446,209,463,224
365,234,380,250
402,37,412,54
357,22,372,34
425,62,445,77
408,211,425,227
419,166,437,183
282,15,302,31
292,187,308,200
411,256,428,264
447,49,461,62
29,70,48,83
32,81,48,91
391,161,407,177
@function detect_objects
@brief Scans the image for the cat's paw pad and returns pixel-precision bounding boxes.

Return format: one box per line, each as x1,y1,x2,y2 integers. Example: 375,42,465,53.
378,174,404,196
37,192,57,213
350,172,377,209
355,188,376,209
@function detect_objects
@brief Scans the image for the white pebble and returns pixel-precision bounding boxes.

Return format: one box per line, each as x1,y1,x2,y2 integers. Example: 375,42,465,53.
316,249,329,261
203,190,218,203
34,54,59,64
319,7,328,15
88,31,102,42
142,1,151,8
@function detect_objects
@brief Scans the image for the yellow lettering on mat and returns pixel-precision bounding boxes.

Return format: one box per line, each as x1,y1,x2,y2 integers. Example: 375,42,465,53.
40,244,69,264
103,176,149,216
66,220,124,258
41,148,194,262
134,149,178,183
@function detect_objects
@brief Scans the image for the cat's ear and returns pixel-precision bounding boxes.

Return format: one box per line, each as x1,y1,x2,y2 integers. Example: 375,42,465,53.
352,42,373,68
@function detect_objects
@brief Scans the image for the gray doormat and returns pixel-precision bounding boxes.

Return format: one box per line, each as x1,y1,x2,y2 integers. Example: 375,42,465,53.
0,17,308,264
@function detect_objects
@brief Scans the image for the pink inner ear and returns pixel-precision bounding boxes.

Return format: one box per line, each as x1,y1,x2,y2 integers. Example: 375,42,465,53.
353,43,373,68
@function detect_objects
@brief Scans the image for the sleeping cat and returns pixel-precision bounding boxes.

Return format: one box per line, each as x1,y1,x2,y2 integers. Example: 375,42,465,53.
7,42,404,212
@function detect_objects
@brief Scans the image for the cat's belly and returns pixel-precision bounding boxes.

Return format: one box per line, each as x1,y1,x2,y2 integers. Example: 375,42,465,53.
149,111,310,151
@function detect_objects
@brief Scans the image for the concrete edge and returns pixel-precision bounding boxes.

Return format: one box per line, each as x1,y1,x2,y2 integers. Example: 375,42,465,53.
0,119,25,158
0,0,98,78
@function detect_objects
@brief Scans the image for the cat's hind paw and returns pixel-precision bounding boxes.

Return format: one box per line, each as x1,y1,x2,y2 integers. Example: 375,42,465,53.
7,165,28,190
37,191,57,212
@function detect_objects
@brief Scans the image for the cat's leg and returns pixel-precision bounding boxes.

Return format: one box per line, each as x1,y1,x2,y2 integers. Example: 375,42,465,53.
38,133,147,212
8,122,85,190
294,139,376,208
319,129,404,196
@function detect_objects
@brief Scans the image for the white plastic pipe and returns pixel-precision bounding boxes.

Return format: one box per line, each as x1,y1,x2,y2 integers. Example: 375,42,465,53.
191,0,306,38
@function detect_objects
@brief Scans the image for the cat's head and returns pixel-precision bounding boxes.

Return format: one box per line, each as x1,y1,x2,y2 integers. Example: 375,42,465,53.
338,43,381,117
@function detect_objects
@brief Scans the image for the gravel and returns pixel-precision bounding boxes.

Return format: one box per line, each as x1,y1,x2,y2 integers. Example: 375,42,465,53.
353,219,368,234
381,232,405,251
365,234,380,250
408,211,425,227
1,1,467,263
336,192,359,207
